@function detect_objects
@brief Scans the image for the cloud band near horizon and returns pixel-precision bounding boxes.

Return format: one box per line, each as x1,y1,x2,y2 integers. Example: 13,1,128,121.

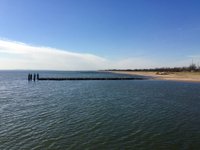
0,39,197,70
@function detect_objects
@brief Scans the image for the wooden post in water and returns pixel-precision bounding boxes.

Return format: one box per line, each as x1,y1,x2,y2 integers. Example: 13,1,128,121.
28,74,33,81
33,74,36,82
37,73,39,80
28,73,40,81
28,74,30,81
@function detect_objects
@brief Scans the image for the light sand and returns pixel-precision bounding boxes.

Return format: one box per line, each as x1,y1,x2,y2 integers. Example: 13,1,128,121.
109,71,200,83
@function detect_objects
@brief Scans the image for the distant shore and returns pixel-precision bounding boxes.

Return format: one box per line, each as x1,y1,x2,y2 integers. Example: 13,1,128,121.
109,71,200,83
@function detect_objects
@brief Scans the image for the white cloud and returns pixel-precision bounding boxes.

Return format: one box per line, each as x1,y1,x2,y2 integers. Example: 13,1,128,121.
0,39,196,70
0,39,108,70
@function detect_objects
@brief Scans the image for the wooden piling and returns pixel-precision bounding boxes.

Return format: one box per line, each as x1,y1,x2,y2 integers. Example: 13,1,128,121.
37,77,146,81
33,74,36,81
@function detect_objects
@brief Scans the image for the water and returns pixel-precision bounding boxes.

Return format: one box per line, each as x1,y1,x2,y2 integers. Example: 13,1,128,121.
0,71,200,150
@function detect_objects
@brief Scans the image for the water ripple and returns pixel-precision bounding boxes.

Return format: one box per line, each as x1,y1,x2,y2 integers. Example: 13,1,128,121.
1,71,200,149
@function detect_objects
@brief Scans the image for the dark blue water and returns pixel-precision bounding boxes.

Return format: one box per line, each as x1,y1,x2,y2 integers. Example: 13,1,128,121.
0,71,200,150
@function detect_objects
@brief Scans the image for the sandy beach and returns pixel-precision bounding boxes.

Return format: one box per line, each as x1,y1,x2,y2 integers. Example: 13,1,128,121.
109,71,200,83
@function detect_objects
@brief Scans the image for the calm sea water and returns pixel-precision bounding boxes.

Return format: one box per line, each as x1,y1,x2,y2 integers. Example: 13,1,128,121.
0,71,200,150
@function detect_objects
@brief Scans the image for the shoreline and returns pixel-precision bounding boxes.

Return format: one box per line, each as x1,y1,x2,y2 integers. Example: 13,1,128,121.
108,71,200,83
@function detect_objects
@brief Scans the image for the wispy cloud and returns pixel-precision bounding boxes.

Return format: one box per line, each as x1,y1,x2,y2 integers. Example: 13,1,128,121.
0,39,196,70
0,39,108,70
188,55,200,59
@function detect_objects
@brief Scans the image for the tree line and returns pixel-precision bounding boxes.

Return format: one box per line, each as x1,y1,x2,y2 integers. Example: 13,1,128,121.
106,63,200,72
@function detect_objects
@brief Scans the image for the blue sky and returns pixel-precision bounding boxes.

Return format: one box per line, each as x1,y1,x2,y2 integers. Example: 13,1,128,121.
0,0,200,70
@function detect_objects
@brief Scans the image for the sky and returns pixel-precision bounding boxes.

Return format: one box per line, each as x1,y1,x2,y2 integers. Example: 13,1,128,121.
0,0,200,70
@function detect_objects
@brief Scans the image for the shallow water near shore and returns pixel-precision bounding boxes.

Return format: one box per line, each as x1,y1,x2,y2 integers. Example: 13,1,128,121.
0,71,200,149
